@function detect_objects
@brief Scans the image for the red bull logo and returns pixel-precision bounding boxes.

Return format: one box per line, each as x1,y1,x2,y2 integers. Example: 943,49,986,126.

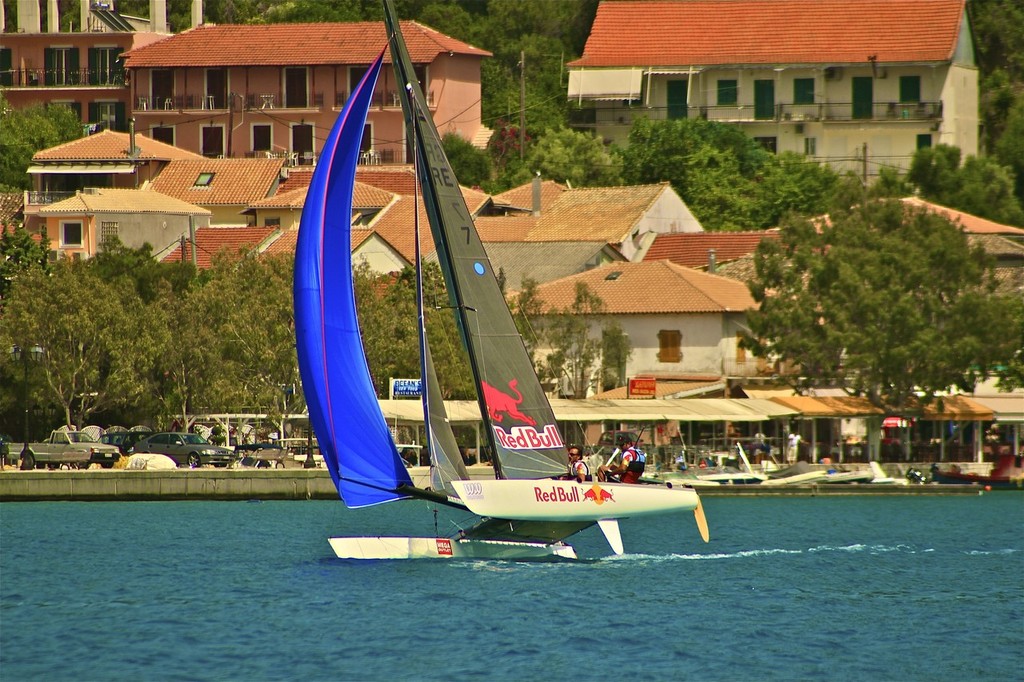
582,484,615,506
482,379,536,425
493,424,563,450
534,485,581,502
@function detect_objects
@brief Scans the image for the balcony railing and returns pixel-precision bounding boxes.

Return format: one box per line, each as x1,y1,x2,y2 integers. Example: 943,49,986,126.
569,100,942,127
333,89,435,108
135,93,326,112
1,68,126,87
27,191,77,205
243,92,324,110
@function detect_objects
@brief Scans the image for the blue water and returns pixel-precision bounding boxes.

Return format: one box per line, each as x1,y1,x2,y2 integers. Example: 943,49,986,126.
1,495,1021,681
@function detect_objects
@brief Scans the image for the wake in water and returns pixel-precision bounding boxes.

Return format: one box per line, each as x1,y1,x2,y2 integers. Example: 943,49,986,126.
597,543,1019,563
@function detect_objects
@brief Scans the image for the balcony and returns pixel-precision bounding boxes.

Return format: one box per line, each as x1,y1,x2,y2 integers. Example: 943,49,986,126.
568,100,942,127
243,92,324,110
1,68,126,88
27,191,76,206
333,89,435,109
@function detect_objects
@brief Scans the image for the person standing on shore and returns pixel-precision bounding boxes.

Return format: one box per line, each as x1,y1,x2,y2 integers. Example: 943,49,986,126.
787,432,802,463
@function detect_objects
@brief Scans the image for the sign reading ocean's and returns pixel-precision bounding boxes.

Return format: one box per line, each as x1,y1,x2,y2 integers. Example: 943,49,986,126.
293,50,413,508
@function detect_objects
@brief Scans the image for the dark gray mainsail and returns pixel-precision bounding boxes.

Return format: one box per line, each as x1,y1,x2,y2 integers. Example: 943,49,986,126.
384,2,566,480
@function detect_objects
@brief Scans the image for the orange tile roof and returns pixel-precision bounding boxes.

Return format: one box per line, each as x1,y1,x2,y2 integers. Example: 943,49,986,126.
492,180,567,213
367,195,433,262
277,168,314,194
33,130,202,162
356,166,418,195
902,197,1024,236
474,216,538,242
253,181,395,211
161,226,278,268
150,158,284,206
37,188,209,216
262,229,297,257
645,231,780,267
570,0,966,67
353,182,397,209
532,260,756,314
525,183,671,242
0,193,24,224
249,186,308,209
123,21,489,68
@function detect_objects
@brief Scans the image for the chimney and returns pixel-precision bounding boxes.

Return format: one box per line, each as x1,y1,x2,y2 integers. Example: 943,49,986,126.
708,248,717,273
531,173,541,217
80,0,88,32
0,1,6,32
18,0,42,33
47,0,58,32
149,0,167,32
191,0,202,28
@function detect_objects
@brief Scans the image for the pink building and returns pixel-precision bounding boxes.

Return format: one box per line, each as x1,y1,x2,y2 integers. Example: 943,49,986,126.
122,21,491,164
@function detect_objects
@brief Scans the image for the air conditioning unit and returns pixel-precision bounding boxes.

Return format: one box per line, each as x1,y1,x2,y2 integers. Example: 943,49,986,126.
824,67,841,81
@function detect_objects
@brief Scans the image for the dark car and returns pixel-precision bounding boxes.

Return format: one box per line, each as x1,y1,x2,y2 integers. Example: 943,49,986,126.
100,430,152,455
132,432,235,468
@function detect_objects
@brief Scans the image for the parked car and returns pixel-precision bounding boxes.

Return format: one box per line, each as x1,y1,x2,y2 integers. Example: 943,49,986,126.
100,430,152,455
132,432,235,468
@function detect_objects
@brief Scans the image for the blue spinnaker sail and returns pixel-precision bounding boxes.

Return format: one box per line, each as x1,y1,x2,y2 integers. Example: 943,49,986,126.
294,49,412,508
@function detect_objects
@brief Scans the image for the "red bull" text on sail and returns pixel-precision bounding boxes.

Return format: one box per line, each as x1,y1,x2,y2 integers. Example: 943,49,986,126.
493,424,563,450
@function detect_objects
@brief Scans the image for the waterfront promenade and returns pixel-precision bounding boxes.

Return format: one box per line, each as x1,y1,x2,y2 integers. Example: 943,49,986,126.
0,466,984,501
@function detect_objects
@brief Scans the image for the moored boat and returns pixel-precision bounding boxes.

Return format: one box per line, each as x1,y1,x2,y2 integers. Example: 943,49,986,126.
930,455,1024,489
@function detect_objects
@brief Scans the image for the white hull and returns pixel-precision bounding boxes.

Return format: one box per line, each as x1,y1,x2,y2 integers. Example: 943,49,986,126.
450,479,699,521
761,471,829,486
329,536,576,560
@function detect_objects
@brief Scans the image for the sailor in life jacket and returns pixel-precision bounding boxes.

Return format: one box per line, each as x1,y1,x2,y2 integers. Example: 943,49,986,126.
566,445,591,483
598,434,647,484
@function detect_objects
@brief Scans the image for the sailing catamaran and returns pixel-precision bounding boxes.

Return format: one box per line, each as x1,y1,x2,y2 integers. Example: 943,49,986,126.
292,0,708,560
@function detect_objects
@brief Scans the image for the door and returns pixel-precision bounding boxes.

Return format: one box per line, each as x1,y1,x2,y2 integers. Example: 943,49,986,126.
667,79,688,120
754,79,775,120
292,124,314,164
852,76,873,119
284,67,307,108
202,126,224,157
152,69,174,109
206,68,227,109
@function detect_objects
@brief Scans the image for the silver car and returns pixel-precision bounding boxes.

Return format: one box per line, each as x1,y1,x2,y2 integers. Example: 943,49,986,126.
132,432,235,468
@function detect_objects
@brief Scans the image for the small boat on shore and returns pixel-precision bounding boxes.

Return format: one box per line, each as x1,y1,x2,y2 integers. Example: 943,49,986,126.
760,461,829,486
930,455,1024,489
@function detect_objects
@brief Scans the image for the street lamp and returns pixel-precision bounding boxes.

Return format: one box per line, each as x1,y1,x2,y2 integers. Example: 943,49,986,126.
10,344,45,469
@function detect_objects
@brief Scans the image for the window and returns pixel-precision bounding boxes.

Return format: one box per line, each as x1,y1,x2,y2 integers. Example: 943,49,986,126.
44,47,79,85
0,48,12,87
793,78,814,105
89,101,124,131
253,124,272,152
61,221,83,247
916,133,932,150
194,172,215,187
50,101,82,122
804,137,817,156
88,46,123,85
899,75,921,103
753,136,777,153
205,68,227,109
284,67,308,108
717,79,737,105
264,217,281,227
292,123,314,164
201,126,224,157
151,125,174,145
152,69,174,109
657,330,681,363
100,221,118,243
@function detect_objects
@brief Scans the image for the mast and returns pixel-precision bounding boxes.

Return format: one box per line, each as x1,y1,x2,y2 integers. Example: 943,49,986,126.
383,1,565,480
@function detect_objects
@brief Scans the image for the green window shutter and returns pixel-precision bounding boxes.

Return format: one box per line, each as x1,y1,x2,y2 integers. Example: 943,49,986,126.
65,48,80,85
0,48,12,86
717,79,737,105
88,102,100,126
88,47,99,85
112,48,124,85
900,76,920,103
916,133,932,149
44,47,56,86
793,78,814,105
114,102,127,131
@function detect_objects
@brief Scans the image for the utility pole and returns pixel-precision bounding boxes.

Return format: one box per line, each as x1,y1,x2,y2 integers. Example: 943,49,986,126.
519,50,525,159
862,142,868,185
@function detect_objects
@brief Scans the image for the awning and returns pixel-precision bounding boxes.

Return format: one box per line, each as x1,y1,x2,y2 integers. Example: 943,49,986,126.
568,68,643,99
28,163,136,174
919,395,994,421
770,396,884,418
969,395,1024,423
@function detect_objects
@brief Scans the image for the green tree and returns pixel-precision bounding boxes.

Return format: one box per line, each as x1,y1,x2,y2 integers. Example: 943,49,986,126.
90,239,196,303
0,224,50,307
745,197,1021,410
994,98,1024,207
505,127,621,189
0,95,81,190
908,144,1024,226
442,132,492,188
542,282,616,398
0,260,157,427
